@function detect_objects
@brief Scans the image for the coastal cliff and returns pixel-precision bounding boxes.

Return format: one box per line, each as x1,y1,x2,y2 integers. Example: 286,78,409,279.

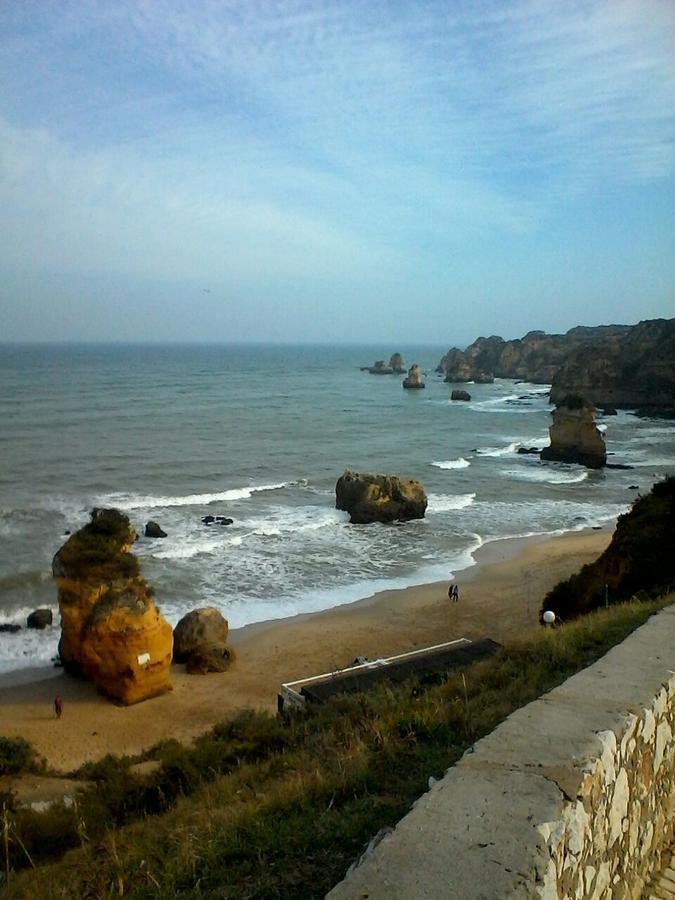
438,319,674,411
542,476,675,620
53,508,173,704
549,317,675,413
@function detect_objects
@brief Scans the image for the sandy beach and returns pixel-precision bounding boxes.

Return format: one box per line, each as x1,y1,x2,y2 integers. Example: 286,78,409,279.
0,526,611,774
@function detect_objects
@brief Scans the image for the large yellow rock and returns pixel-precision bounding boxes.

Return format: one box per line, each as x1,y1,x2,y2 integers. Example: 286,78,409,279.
335,470,427,524
540,394,606,469
53,509,172,705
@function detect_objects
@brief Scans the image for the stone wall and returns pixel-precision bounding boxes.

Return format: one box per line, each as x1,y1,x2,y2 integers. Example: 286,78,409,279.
328,604,675,899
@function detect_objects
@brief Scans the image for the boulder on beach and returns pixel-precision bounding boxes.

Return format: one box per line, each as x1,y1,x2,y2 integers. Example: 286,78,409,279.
402,364,425,389
451,390,471,401
335,470,427,524
173,607,233,674
144,520,167,538
27,608,53,630
53,508,173,705
540,394,606,469
0,623,21,633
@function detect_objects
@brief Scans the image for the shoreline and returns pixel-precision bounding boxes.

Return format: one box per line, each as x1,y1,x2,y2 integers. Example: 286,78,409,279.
228,522,614,645
0,523,614,772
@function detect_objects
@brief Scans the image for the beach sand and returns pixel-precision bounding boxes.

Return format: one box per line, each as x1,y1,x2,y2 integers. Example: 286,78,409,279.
0,527,611,774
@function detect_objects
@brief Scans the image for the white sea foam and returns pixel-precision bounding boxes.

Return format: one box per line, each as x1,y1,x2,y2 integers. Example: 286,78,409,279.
475,441,519,457
501,467,589,485
183,535,486,630
102,481,294,510
427,492,476,512
431,458,471,470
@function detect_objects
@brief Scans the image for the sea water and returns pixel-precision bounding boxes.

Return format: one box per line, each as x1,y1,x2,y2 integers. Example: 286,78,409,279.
1,343,673,672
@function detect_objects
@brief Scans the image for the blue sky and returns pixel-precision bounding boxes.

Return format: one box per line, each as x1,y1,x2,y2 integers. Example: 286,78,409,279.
1,0,674,344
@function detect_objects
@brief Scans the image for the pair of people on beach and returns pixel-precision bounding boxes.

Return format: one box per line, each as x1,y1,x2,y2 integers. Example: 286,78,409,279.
448,583,459,603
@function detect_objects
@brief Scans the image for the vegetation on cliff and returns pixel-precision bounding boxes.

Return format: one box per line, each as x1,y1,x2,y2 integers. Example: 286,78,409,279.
542,477,675,621
2,597,670,898
53,508,139,582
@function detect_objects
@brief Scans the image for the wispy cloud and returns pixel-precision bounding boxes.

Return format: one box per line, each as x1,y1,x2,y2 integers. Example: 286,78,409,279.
0,0,673,337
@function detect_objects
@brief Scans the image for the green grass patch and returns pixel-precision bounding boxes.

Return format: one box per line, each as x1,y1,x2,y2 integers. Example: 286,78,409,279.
2,595,670,898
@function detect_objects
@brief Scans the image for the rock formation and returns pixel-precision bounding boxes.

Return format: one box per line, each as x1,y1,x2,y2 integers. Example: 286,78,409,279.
173,607,233,674
368,360,393,375
549,318,675,413
53,508,173,704
451,390,471,401
402,364,425,389
27,608,52,629
540,394,606,469
145,520,167,538
335,470,427,524
389,353,406,373
542,476,674,621
202,514,233,526
437,319,674,413
541,394,607,469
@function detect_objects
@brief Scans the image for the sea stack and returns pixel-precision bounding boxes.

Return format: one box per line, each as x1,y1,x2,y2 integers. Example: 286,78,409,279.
389,353,406,373
402,364,425,389
335,470,427,524
53,508,173,704
540,394,607,469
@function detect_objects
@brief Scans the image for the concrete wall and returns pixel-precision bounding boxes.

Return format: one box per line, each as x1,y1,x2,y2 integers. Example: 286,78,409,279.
328,604,675,899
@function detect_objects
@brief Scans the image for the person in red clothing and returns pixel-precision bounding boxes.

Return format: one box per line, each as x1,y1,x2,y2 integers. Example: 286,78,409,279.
54,695,63,718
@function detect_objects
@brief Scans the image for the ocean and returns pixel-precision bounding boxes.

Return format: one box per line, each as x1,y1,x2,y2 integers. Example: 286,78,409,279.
1,342,673,673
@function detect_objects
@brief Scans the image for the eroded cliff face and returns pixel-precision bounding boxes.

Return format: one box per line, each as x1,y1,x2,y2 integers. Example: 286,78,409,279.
549,318,675,412
540,394,607,469
53,508,173,705
335,470,427,524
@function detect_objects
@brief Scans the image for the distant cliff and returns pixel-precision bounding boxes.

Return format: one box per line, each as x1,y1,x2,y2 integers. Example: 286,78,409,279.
549,318,675,413
438,319,674,412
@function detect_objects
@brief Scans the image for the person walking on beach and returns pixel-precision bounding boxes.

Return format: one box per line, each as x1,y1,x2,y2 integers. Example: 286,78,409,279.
448,584,454,602
54,695,63,719
452,584,460,603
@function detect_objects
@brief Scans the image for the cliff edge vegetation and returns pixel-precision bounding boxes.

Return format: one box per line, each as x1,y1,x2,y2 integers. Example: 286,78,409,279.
542,476,675,621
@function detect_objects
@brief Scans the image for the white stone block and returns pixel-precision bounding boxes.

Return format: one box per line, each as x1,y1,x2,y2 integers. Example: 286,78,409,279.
642,708,656,743
654,720,673,774
597,730,618,784
608,767,629,847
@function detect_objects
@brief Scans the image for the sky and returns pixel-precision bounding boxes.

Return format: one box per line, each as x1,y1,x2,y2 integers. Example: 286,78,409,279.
0,0,674,345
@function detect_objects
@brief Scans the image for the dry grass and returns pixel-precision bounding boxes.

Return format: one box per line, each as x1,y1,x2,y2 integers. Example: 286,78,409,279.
2,595,670,899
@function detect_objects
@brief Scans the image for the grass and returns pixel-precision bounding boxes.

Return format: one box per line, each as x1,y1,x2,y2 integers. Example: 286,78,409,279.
2,595,670,899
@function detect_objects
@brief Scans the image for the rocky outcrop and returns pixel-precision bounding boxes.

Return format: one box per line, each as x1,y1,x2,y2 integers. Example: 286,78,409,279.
542,476,674,621
201,515,233,526
540,394,606,469
389,353,405,373
53,508,173,705
402,364,425,389
549,318,675,412
335,471,427,524
173,607,233,674
144,521,167,538
438,320,675,411
27,609,52,629
451,390,471,401
368,360,393,375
